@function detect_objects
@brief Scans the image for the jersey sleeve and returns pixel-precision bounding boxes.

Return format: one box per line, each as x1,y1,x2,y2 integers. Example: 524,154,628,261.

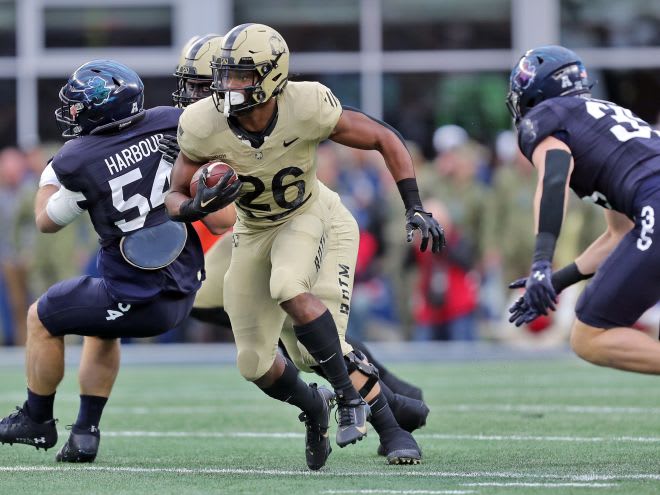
177,104,215,163
517,101,566,161
316,83,343,141
50,143,89,210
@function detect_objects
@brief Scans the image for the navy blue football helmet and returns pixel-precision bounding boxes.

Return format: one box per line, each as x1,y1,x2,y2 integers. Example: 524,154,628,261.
506,45,592,123
55,60,145,139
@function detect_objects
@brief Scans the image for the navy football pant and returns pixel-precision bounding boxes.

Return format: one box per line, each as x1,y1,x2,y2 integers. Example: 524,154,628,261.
576,183,660,329
38,275,195,338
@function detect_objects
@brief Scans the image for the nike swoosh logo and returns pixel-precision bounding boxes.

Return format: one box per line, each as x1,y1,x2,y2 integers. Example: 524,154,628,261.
200,197,217,208
283,137,299,147
318,352,336,364
339,425,367,433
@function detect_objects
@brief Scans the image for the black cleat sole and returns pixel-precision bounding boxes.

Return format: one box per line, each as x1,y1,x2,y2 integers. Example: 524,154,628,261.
386,448,422,465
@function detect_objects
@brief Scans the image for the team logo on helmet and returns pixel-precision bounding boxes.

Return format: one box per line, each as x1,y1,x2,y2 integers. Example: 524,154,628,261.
269,34,286,57
83,76,113,104
513,57,537,90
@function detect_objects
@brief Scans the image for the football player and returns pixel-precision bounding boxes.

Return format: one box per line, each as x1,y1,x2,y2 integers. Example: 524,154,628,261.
0,60,232,462
166,23,444,469
160,33,429,464
164,33,426,403
505,46,660,372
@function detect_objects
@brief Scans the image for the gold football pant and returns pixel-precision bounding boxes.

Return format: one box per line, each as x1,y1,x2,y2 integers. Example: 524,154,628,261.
225,185,357,380
193,232,233,310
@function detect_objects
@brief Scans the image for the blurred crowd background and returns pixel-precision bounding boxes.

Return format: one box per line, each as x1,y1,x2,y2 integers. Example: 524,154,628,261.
1,0,659,346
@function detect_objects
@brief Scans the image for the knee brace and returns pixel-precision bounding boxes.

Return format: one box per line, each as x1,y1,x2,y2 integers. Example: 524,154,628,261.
344,350,380,399
310,350,379,398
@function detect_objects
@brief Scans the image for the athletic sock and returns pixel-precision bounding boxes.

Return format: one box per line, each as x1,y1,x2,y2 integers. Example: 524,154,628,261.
260,357,322,416
294,310,359,401
25,388,55,423
74,395,108,433
367,391,400,435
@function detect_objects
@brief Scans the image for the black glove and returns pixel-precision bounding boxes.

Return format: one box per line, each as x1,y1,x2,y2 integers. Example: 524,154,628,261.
405,207,446,253
508,277,527,290
508,296,542,327
177,169,242,222
158,134,180,165
522,260,557,315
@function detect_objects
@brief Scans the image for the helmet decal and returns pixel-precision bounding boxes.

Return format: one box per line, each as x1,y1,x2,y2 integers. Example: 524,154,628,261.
81,76,113,105
514,57,537,90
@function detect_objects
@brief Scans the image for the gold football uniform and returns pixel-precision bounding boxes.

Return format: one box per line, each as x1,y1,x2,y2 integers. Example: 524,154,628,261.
178,81,357,380
192,231,233,310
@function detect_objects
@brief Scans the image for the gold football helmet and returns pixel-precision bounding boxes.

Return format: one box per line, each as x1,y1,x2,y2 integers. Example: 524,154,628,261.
173,34,224,108
210,23,289,116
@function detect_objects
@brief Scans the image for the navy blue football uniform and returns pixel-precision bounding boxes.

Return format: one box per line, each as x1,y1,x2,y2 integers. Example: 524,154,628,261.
517,95,660,328
38,106,205,338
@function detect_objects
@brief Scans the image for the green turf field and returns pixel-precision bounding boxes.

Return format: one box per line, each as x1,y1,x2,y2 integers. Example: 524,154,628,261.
1,355,659,494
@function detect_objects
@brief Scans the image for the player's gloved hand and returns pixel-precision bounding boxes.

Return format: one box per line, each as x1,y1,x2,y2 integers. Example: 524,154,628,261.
523,260,557,315
158,134,180,165
192,168,242,215
508,277,527,290
405,207,446,253
508,296,542,327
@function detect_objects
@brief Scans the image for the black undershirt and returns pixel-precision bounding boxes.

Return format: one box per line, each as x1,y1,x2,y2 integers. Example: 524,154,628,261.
227,106,279,148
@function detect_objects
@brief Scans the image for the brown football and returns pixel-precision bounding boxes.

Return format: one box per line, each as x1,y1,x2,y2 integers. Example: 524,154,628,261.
189,162,237,197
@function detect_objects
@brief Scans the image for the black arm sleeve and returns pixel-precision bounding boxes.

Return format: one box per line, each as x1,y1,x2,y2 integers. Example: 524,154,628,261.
533,149,571,261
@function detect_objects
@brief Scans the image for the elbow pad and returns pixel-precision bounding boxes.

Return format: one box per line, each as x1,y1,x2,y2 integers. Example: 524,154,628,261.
46,186,86,226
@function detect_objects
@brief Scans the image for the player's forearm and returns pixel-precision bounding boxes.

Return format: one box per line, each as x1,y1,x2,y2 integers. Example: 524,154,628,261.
574,229,622,276
377,130,416,182
164,190,190,219
201,205,237,235
531,149,572,262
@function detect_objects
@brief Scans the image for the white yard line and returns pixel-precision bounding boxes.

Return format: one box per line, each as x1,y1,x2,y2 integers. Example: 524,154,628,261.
91,430,660,444
462,482,615,488
92,403,660,415
0,465,657,481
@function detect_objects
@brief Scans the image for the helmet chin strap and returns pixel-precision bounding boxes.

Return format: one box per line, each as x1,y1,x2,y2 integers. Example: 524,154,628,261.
223,91,245,117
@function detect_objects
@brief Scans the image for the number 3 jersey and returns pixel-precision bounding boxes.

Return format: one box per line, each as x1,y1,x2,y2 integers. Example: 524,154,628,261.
517,95,660,218
177,81,343,229
51,106,204,302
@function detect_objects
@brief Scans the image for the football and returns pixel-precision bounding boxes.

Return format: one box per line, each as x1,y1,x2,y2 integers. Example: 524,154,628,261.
189,162,238,197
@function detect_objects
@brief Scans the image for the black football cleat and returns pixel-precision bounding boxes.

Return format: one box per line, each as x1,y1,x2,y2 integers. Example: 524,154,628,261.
56,425,100,463
298,384,335,470
391,394,429,432
0,404,58,451
335,396,370,447
380,427,422,465
377,394,429,456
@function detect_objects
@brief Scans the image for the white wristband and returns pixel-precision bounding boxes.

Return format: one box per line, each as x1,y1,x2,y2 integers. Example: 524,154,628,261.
39,162,61,188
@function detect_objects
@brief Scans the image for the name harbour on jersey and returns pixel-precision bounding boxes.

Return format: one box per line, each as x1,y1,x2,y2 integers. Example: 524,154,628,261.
104,133,164,175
